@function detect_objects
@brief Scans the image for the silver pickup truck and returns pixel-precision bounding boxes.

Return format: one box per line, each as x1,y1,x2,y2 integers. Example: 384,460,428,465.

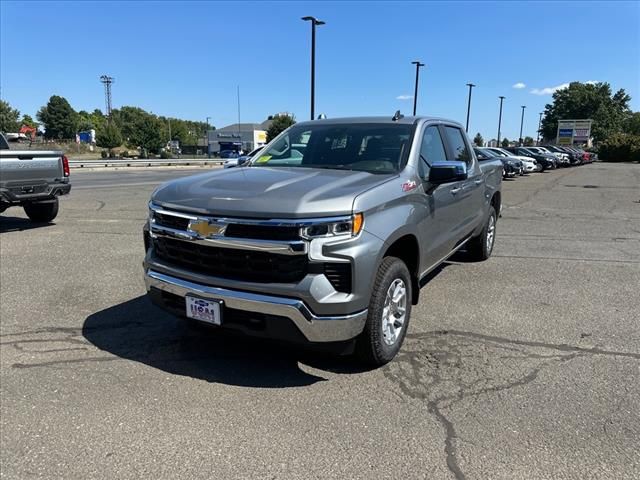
0,134,71,222
143,115,502,365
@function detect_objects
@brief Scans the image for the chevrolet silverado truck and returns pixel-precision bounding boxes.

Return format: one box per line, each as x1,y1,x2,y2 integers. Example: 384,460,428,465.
143,115,502,365
0,134,71,222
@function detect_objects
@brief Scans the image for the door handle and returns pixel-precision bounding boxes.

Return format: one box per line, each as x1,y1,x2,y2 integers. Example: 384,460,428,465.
474,179,483,185
450,187,462,195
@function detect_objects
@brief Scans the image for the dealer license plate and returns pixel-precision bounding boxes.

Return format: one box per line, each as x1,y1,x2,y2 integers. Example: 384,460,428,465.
186,296,221,325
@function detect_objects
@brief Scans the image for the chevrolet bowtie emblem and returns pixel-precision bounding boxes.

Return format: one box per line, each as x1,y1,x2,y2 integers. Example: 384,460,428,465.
187,219,225,238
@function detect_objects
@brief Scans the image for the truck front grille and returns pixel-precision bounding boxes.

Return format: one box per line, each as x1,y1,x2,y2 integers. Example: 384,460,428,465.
225,224,301,241
153,237,308,284
153,212,189,231
153,212,301,241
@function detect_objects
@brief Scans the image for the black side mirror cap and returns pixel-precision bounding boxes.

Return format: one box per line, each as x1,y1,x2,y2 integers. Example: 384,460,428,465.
427,161,468,185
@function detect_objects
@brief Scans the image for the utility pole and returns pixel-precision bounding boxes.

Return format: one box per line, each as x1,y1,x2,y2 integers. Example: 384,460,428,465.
302,16,325,120
99,75,114,117
237,86,242,153
411,61,425,116
497,96,505,147
519,105,526,146
206,116,211,158
537,112,543,145
465,83,476,132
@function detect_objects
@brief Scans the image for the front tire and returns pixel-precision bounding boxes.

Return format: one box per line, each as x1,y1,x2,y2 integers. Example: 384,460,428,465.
356,257,412,366
24,199,59,223
467,205,497,261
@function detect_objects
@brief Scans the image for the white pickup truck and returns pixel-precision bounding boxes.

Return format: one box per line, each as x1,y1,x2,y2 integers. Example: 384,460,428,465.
0,133,71,222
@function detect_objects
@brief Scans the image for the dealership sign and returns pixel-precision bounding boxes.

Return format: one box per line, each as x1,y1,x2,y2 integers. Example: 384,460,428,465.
556,119,592,145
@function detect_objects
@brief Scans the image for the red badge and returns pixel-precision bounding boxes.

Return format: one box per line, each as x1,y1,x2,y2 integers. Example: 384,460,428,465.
402,180,417,192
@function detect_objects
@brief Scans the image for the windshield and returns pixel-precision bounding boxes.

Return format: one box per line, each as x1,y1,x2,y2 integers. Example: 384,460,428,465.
490,148,508,157
0,134,9,150
251,123,413,174
478,148,496,157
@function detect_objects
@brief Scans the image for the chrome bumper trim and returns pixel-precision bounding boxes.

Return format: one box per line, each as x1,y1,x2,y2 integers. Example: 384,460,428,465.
145,270,367,343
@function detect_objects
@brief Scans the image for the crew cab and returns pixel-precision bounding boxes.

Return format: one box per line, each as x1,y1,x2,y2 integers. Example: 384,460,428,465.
143,115,502,365
0,134,71,222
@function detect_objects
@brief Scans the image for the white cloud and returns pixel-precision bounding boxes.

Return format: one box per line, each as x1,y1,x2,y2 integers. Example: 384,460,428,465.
512,82,526,89
396,94,413,100
585,80,599,85
530,83,570,95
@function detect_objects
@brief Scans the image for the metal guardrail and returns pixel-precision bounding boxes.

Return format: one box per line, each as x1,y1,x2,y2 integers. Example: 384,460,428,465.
69,158,224,169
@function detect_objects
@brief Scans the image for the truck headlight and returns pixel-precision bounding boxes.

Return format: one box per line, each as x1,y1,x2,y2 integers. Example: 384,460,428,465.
302,213,364,239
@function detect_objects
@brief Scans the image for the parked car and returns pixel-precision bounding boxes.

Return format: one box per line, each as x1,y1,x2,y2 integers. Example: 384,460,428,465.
143,115,503,365
474,148,518,178
0,133,71,222
543,145,576,165
219,150,239,159
529,146,570,167
223,146,264,169
485,147,539,173
505,147,556,170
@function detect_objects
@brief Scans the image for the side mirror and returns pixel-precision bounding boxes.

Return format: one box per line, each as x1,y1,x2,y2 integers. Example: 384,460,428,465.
427,161,468,185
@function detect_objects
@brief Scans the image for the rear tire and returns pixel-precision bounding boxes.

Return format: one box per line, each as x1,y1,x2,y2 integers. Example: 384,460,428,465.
24,199,59,223
356,257,412,366
467,206,497,261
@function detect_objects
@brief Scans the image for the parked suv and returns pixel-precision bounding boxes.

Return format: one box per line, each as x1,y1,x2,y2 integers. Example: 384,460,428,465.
506,147,556,170
143,115,503,365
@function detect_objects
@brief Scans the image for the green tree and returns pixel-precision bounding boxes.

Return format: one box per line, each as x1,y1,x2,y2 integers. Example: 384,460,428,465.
266,114,296,142
135,115,165,155
96,122,123,153
501,137,510,148
539,82,631,144
20,114,38,129
37,95,78,139
0,99,21,133
473,132,484,147
523,136,534,146
623,112,640,136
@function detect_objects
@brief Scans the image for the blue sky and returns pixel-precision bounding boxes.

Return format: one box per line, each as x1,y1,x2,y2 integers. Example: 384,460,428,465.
1,1,638,140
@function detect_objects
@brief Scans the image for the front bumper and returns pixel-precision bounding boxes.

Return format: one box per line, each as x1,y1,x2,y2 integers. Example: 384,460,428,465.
145,269,368,343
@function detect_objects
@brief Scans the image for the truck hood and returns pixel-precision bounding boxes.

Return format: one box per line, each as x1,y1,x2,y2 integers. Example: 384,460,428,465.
151,166,396,218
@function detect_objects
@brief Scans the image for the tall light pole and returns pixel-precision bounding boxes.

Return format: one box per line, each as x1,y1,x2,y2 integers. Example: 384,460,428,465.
537,112,543,145
302,16,325,120
206,116,211,158
411,61,425,116
465,83,476,132
519,105,526,146
497,96,505,147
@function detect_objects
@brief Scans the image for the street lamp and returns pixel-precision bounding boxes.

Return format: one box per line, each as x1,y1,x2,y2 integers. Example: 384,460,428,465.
465,83,476,132
411,61,425,116
519,105,526,146
537,112,543,145
206,116,211,158
301,16,325,121
497,96,505,147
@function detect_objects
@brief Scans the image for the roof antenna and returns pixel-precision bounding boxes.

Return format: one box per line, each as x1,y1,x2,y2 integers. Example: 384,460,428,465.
392,110,404,121
317,113,327,120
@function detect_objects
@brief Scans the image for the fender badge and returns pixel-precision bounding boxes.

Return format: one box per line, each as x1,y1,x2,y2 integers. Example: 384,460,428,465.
402,180,417,192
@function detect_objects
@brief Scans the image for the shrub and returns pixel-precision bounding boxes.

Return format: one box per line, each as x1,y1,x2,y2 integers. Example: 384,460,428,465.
109,150,117,158
121,150,129,158
598,133,640,162
100,150,108,158
160,150,172,159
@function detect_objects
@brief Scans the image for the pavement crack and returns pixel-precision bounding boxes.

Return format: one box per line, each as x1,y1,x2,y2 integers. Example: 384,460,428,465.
382,329,635,479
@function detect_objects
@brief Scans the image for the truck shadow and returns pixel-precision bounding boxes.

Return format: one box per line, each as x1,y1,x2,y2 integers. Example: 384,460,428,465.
0,215,55,233
82,295,369,388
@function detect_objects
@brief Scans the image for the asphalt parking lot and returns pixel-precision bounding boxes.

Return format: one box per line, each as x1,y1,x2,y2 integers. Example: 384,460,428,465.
1,163,639,479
